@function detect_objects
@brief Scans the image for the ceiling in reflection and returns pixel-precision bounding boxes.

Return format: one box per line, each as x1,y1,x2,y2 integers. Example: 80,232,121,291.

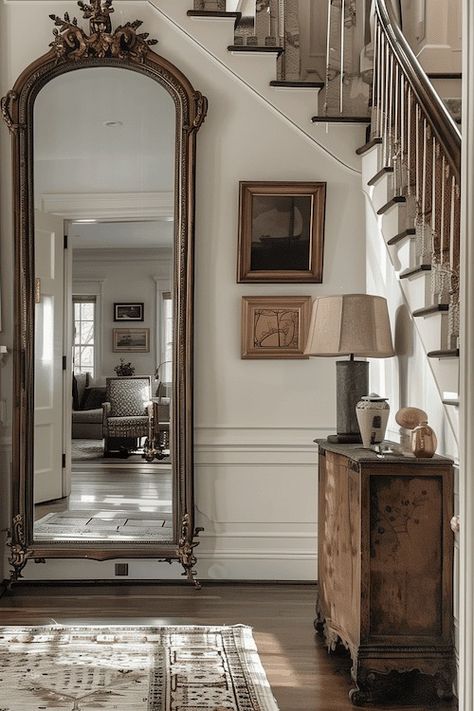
34,67,175,195
70,220,173,249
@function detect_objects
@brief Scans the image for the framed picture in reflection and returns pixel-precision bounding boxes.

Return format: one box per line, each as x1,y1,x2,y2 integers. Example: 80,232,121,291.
114,303,144,321
113,328,150,352
237,181,326,283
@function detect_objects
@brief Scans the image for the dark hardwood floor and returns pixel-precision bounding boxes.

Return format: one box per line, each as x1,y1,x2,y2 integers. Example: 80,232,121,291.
0,583,457,710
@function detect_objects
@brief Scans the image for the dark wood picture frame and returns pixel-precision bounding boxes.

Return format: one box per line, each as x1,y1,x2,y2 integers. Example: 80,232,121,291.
114,302,144,322
241,295,312,359
237,181,326,283
2,1,207,585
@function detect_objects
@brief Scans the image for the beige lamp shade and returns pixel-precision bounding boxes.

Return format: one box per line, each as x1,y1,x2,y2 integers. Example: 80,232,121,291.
304,294,395,357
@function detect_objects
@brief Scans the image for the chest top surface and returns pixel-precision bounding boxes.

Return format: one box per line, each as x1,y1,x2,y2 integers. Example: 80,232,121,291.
315,439,453,467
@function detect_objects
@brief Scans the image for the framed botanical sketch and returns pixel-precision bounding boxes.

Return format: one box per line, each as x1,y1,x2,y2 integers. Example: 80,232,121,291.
237,181,326,283
114,303,144,321
241,296,312,359
113,328,150,352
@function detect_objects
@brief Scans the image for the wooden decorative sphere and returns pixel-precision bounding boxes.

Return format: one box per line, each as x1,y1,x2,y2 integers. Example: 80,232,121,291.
395,407,428,430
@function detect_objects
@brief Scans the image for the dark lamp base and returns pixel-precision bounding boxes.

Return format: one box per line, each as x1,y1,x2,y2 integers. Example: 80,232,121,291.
327,433,363,444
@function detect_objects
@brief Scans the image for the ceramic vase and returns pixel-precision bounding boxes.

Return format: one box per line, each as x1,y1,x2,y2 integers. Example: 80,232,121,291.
411,420,437,458
355,393,390,448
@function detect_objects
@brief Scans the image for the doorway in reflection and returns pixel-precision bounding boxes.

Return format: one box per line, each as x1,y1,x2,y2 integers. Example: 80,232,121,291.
32,67,176,543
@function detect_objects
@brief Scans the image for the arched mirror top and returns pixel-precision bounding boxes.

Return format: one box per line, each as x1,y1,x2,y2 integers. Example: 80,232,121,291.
2,1,207,134
2,0,207,586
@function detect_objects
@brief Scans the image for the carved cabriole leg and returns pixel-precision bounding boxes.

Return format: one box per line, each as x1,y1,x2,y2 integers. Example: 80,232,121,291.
314,592,325,635
177,513,203,589
435,666,455,701
348,660,455,707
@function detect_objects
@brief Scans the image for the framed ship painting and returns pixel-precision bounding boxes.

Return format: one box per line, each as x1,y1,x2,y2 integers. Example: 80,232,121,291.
113,328,150,352
237,181,326,283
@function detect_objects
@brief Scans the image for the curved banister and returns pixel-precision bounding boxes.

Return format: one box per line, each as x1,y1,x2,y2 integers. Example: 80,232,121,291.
375,0,461,180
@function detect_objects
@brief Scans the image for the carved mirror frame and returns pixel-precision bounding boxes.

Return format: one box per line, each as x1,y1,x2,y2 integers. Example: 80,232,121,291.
1,1,207,584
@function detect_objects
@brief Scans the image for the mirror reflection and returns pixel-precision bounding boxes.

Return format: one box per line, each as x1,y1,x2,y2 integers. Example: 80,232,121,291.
32,67,175,543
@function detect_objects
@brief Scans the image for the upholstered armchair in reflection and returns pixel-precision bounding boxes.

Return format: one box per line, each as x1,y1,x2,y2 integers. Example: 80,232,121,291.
102,376,152,456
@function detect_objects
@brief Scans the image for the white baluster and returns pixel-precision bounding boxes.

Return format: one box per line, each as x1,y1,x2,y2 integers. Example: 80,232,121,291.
340,0,345,114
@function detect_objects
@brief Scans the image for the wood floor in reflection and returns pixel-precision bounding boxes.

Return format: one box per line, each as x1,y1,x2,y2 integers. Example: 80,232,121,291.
0,583,457,711
35,461,172,524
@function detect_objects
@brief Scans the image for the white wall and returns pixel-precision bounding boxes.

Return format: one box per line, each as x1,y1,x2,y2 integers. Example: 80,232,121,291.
72,247,172,383
0,0,366,582
401,0,462,72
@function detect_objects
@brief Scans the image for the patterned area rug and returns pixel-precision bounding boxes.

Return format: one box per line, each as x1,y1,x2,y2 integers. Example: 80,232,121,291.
0,625,278,710
72,439,104,461
34,511,172,542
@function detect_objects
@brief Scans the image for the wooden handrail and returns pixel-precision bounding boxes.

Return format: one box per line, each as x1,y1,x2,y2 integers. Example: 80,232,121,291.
375,0,461,180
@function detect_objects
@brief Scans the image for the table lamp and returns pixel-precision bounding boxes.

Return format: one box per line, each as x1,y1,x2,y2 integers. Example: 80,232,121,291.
304,294,394,443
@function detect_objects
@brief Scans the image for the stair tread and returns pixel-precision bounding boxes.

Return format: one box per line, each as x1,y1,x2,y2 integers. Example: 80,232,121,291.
356,137,382,155
387,228,416,246
377,196,406,215
187,10,242,28
442,398,460,406
228,44,284,56
312,115,370,123
367,166,394,186
413,304,449,317
427,349,460,358
187,10,241,19
427,72,462,79
399,264,432,279
271,80,324,88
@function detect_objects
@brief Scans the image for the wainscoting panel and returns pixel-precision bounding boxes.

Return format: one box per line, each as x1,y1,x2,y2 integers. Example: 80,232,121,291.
194,426,324,580
19,426,323,581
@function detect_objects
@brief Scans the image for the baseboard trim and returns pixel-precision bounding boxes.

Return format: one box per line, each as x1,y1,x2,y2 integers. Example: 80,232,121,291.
8,578,317,587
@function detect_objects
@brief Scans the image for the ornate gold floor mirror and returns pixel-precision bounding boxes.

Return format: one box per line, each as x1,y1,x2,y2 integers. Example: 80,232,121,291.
1,0,207,584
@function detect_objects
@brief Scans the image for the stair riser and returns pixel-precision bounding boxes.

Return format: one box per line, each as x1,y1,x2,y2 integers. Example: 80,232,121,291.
392,237,415,274
227,49,285,84
430,358,460,396
429,77,462,100
399,272,433,312
269,88,321,119
366,172,393,214
361,144,380,185
379,203,409,243
415,313,449,353
181,12,237,51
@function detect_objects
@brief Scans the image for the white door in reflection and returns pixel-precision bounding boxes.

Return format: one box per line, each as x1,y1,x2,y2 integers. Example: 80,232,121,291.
34,209,66,504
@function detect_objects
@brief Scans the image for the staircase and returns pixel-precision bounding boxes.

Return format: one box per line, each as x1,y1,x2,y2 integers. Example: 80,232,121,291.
360,0,461,424
178,0,461,436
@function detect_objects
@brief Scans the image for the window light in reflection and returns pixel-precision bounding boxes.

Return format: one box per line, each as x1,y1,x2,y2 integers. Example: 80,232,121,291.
37,295,53,362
